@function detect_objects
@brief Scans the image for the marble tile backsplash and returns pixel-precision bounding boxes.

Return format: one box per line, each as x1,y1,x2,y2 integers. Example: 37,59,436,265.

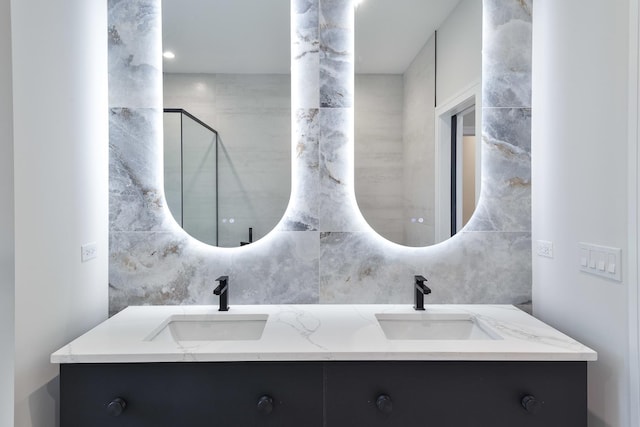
108,0,532,315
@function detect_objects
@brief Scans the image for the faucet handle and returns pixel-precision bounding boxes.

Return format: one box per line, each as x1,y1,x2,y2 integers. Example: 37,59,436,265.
414,275,431,310
414,275,427,283
214,276,228,295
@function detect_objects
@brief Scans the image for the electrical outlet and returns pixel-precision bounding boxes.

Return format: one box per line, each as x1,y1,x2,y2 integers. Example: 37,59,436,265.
81,242,97,262
536,240,554,258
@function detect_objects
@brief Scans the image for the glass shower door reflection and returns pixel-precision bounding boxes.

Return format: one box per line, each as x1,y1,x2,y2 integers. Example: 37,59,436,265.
163,109,218,246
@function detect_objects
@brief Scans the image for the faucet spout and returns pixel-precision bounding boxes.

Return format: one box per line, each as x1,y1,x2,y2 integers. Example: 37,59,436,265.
214,276,229,311
414,275,431,311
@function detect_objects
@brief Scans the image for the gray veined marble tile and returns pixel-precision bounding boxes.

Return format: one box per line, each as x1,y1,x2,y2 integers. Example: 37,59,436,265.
108,0,533,315
109,156,165,233
319,231,416,304
293,0,320,109
318,109,367,232
319,231,531,306
109,230,321,315
465,146,530,231
109,231,195,315
109,108,162,188
279,109,320,231
423,232,531,306
464,106,531,232
108,0,162,109
293,36,320,109
482,108,531,153
483,0,532,29
224,231,320,304
294,0,319,29
319,108,350,180
319,0,354,108
319,0,353,30
465,191,531,233
110,107,169,232
482,0,532,108
319,41,354,107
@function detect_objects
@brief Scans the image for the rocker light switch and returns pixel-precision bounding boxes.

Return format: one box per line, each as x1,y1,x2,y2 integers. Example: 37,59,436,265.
578,243,622,282
579,249,588,267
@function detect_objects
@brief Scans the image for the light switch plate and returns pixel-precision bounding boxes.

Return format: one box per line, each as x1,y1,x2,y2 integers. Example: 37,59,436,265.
578,242,621,282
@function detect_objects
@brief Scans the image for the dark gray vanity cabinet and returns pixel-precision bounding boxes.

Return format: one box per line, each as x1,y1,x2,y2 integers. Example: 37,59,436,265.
324,361,587,427
60,361,587,427
60,362,323,427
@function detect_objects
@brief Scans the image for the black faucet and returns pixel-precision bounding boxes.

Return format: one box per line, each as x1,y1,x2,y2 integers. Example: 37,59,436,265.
414,275,431,311
214,276,229,311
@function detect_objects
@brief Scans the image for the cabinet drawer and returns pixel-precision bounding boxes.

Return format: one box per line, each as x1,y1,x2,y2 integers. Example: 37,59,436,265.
61,360,587,426
324,361,587,427
61,362,323,427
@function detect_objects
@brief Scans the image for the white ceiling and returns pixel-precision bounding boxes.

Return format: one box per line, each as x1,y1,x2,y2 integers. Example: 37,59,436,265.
162,0,463,75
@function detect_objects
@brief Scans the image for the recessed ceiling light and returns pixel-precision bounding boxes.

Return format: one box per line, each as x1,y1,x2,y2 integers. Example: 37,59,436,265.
163,51,175,59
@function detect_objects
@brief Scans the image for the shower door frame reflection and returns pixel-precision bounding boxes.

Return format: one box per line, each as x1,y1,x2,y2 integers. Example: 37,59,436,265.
164,108,219,246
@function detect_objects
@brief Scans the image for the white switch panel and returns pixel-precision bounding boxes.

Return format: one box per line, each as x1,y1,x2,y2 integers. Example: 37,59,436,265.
578,242,621,282
536,240,554,258
81,242,97,262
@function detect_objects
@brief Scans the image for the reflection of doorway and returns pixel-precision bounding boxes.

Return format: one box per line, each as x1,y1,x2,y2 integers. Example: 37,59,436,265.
450,107,476,236
434,83,481,243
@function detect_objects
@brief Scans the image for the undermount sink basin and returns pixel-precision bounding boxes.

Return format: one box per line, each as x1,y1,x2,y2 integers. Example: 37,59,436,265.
146,314,268,343
375,312,502,340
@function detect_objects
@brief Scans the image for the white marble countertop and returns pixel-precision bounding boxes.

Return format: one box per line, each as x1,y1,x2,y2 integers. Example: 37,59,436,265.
51,304,597,364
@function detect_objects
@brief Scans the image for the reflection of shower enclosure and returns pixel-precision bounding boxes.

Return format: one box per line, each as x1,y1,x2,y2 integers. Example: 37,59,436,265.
163,109,218,246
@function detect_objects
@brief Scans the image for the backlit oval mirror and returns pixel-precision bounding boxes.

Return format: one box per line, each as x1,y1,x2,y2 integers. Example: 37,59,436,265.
161,0,481,249
355,0,482,247
162,0,291,247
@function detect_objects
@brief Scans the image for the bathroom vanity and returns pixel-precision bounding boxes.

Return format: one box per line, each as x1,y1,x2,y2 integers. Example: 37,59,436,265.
52,305,596,427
